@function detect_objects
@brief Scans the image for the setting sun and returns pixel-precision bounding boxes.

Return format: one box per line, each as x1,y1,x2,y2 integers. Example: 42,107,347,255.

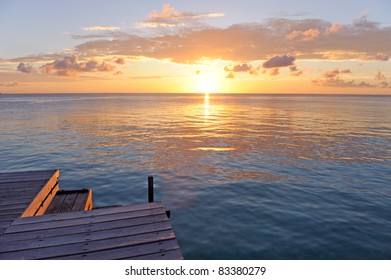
197,78,218,93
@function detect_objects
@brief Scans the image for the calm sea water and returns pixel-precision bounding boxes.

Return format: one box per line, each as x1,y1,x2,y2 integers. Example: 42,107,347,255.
0,93,390,259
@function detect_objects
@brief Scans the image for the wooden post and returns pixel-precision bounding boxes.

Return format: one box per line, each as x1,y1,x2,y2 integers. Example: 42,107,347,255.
148,176,154,203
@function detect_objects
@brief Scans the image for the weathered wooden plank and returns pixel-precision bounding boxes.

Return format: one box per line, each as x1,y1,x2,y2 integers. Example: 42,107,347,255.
0,188,41,197
0,215,20,224
44,194,66,215
0,203,28,211
21,170,59,217
0,221,13,233
0,170,57,182
0,230,176,260
127,249,184,260
58,192,77,213
0,198,35,207
0,208,27,217
0,213,168,242
52,239,181,260
71,189,92,212
0,174,58,184
0,180,48,191
12,202,163,225
7,207,166,233
0,203,33,212
0,220,173,253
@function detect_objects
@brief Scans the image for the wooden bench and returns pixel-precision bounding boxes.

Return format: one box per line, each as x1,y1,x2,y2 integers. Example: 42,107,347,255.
44,189,93,214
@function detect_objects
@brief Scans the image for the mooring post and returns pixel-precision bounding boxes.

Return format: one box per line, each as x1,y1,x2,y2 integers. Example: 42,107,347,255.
148,176,154,203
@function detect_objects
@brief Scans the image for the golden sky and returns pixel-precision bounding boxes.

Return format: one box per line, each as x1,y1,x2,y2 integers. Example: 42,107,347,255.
1,1,391,94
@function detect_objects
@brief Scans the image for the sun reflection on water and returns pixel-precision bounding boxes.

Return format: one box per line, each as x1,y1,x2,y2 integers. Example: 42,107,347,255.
204,93,209,118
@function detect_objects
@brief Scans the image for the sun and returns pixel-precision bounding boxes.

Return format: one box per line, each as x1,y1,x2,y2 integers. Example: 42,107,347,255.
196,78,218,94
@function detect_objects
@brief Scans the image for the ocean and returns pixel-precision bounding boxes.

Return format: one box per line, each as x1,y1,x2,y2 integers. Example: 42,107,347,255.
0,93,390,259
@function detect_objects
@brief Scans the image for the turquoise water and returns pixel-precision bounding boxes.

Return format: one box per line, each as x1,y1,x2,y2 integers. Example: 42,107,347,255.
0,93,390,259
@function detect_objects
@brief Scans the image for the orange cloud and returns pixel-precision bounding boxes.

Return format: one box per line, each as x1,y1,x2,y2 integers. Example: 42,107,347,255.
359,52,389,61
289,66,303,76
312,68,390,88
81,26,120,31
224,63,258,75
226,72,235,79
114,57,126,65
269,68,280,76
286,28,320,41
0,81,19,87
40,54,116,76
17,63,35,73
141,3,224,28
375,70,386,80
263,55,295,68
325,23,344,35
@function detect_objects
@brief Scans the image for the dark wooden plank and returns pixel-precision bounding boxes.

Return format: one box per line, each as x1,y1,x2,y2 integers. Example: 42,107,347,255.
0,220,173,253
0,170,57,183
58,192,77,213
0,221,13,234
0,198,35,207
11,202,163,225
0,213,168,242
0,214,20,223
44,194,66,215
0,208,27,216
71,189,92,212
0,230,176,259
126,249,184,260
0,180,47,189
0,192,41,203
0,187,41,196
52,239,181,260
0,203,33,211
6,207,166,233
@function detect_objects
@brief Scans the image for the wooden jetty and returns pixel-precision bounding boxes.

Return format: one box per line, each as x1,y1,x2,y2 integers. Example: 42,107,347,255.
0,170,182,260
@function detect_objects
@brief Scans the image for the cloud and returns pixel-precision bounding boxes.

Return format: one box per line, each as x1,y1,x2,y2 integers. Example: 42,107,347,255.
353,14,379,30
313,68,381,88
17,63,35,73
341,69,352,74
263,55,295,68
0,81,19,87
359,52,389,61
224,63,258,73
313,77,375,88
286,28,320,41
225,72,235,79
269,68,280,76
40,54,116,76
81,26,120,31
73,15,391,64
3,14,390,72
289,65,303,76
325,23,344,35
9,53,65,63
375,70,386,80
231,63,252,72
321,68,351,79
114,57,126,65
140,4,224,28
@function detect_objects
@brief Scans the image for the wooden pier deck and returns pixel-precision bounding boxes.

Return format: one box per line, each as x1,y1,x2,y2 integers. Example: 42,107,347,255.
0,170,182,260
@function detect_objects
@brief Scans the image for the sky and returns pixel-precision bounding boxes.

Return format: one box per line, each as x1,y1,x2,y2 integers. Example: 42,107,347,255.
1,0,391,94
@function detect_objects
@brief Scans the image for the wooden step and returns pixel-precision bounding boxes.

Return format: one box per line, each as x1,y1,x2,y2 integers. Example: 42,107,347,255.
44,189,92,214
